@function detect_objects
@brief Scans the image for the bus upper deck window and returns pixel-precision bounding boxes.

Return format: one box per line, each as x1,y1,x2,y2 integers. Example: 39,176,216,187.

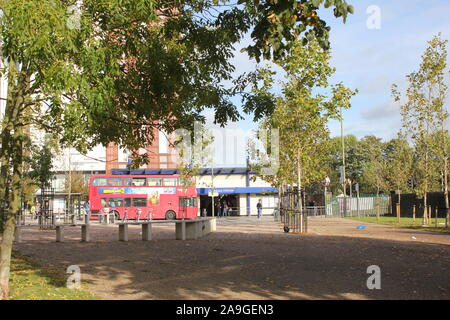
108,178,123,186
123,178,132,186
148,178,162,186
179,178,191,187
93,178,108,186
163,178,177,186
132,178,146,186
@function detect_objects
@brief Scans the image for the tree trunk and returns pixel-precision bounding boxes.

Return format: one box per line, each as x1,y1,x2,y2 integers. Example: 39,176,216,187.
0,122,23,300
297,158,302,213
444,150,449,228
0,60,17,234
0,59,24,299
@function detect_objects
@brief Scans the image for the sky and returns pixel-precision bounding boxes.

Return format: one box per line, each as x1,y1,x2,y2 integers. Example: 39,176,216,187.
203,0,450,167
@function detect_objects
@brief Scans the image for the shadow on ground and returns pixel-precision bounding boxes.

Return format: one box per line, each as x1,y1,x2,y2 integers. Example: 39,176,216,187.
15,229,450,300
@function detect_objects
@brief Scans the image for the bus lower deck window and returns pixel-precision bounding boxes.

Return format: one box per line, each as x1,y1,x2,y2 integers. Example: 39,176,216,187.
132,198,147,207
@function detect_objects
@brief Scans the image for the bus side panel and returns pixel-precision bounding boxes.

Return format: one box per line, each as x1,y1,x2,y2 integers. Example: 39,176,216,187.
160,194,178,218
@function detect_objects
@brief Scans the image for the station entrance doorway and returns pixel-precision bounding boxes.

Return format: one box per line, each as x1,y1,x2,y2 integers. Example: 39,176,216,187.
199,193,240,217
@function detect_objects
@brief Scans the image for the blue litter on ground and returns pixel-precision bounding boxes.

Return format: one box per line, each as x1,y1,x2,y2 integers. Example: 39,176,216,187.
356,225,366,229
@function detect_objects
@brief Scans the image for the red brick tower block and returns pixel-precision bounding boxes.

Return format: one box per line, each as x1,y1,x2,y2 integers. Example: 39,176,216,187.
105,127,179,174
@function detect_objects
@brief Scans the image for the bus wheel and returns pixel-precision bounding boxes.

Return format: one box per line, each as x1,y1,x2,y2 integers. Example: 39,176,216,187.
165,210,176,220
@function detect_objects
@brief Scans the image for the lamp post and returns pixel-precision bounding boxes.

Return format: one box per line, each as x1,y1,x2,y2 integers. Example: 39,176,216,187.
347,178,352,216
340,105,347,217
322,176,330,216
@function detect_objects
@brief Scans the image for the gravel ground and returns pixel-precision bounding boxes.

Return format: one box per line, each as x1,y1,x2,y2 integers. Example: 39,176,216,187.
13,216,450,300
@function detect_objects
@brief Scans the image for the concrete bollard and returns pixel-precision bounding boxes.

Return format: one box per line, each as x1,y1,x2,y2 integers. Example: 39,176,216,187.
56,225,65,242
182,221,186,240
81,225,90,242
119,224,128,241
142,223,152,241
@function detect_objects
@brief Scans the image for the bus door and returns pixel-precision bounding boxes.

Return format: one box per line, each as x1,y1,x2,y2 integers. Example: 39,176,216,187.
179,197,198,219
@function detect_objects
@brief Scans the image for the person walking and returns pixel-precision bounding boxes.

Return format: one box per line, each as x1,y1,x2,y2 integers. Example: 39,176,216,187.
216,201,222,217
223,201,229,217
257,199,262,218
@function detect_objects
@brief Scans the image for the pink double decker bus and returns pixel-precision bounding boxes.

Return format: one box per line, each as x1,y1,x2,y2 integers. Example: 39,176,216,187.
88,173,198,220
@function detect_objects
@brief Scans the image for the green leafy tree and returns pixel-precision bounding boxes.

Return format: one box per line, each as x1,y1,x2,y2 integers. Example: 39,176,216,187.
64,172,88,199
392,33,449,223
384,135,414,196
0,0,354,299
251,39,357,212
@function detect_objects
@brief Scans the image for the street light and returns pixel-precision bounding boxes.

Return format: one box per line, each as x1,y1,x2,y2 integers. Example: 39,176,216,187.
322,176,331,216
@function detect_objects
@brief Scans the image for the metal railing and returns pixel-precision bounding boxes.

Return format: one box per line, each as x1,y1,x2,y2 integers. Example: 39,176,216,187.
279,208,307,233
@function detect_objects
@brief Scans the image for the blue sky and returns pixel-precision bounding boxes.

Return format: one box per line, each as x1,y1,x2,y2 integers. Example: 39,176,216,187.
6,1,449,170
204,0,450,167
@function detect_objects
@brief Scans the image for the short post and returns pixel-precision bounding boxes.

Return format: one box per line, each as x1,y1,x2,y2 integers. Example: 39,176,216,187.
14,227,22,243
435,207,438,228
424,205,427,224
119,223,128,241
142,223,152,241
376,204,380,223
181,221,186,241
81,225,90,242
56,225,64,242
396,203,400,224
413,205,416,225
304,210,308,233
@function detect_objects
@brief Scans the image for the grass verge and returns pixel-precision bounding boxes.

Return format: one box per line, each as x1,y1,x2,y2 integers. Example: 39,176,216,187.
347,216,450,234
9,251,97,300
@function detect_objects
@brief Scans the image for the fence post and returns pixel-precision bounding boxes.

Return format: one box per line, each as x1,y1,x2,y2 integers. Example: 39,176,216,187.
376,203,380,223
304,210,308,233
413,205,416,225
396,203,400,224
435,207,438,228
423,206,427,225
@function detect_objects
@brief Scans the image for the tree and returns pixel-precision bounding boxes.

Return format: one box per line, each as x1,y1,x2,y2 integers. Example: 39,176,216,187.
64,172,88,199
251,39,357,213
392,33,449,224
384,135,414,196
327,135,358,194
27,144,56,190
0,0,354,299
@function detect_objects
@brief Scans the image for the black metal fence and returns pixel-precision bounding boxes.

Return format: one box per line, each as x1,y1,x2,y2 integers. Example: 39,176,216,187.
275,190,308,233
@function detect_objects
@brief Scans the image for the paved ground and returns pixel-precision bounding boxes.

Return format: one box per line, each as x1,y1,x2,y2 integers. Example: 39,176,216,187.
13,216,450,300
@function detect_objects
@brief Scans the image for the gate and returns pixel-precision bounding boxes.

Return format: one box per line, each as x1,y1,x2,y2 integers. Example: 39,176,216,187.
324,195,391,217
